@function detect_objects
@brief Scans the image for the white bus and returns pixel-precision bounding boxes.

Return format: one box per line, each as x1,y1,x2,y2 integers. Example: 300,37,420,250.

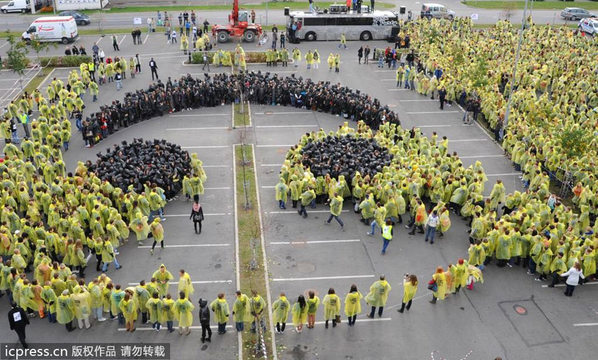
286,8,399,42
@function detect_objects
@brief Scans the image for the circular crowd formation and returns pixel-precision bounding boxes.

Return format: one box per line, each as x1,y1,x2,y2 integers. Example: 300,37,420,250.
300,135,392,179
89,138,192,199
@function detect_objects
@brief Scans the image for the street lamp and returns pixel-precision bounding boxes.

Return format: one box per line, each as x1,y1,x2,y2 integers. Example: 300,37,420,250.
502,0,529,138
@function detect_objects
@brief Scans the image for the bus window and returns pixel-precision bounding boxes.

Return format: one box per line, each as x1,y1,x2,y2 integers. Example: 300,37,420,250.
304,17,328,26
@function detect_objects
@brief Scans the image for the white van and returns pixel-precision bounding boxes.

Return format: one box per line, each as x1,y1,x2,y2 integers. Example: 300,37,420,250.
23,16,79,44
420,3,455,20
1,0,31,13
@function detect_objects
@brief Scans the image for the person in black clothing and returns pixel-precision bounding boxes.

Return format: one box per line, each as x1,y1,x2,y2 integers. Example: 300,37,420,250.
199,298,212,343
438,87,447,110
190,196,204,234
149,58,159,81
8,303,30,348
357,46,363,64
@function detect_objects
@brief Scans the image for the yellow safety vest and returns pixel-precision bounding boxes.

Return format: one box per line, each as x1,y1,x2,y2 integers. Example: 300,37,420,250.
88,62,95,71
382,225,393,240
19,113,28,124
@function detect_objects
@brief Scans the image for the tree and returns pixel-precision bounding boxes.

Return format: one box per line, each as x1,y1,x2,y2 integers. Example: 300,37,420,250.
560,127,591,159
30,38,56,67
5,34,30,90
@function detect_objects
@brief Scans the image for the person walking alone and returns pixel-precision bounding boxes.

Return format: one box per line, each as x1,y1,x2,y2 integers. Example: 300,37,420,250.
8,302,29,348
149,218,165,256
365,275,391,318
561,262,585,297
190,198,204,234
112,35,120,51
381,219,393,255
149,58,159,81
425,210,439,244
326,193,344,229
198,298,211,342
398,274,418,313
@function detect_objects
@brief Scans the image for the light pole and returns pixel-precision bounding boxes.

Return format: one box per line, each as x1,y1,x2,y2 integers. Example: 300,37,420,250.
502,0,529,138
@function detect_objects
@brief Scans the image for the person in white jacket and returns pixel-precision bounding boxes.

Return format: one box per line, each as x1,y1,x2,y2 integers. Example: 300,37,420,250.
561,262,585,297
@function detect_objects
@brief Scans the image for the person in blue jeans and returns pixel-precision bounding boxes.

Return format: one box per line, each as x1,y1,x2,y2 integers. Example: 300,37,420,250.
381,220,393,255
425,210,439,244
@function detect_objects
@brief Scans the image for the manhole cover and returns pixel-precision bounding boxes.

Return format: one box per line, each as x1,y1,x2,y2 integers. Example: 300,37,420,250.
297,262,316,273
514,305,527,315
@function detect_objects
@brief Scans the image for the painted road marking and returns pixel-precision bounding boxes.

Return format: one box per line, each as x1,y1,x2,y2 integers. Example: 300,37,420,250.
273,274,375,282
137,243,230,249
270,239,360,245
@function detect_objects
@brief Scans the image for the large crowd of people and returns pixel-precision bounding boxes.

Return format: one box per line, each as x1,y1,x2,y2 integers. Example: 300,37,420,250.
276,120,597,300
401,18,598,217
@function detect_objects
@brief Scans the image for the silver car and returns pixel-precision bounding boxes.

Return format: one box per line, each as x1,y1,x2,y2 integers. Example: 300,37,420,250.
420,3,455,20
560,7,595,21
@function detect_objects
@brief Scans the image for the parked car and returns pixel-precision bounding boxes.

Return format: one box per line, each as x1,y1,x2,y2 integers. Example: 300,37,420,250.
420,3,455,20
1,0,30,13
579,18,598,36
58,10,90,25
560,7,596,21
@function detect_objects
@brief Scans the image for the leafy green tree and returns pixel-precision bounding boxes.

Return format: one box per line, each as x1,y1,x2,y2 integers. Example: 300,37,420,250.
5,35,29,90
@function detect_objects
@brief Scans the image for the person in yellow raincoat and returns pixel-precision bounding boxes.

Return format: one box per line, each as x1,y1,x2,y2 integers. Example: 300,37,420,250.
180,33,189,54
305,50,314,70
430,266,447,304
272,292,290,333
306,290,320,329
129,213,149,243
174,291,195,335
178,269,194,300
326,193,344,228
275,177,289,209
88,279,105,322
149,218,164,255
41,281,58,323
408,199,427,235
119,291,138,332
344,284,362,326
56,290,75,331
232,290,252,332
161,293,175,333
152,264,173,298
365,275,391,318
146,292,163,331
292,295,308,333
398,274,418,313
210,293,230,334
71,285,91,329
453,259,468,293
322,288,340,328
327,53,335,70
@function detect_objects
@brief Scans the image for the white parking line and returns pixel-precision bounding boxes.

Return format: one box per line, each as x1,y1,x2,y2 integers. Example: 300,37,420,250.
314,318,391,325
273,274,375,282
387,88,409,91
118,324,233,331
183,145,230,149
542,281,598,288
118,35,126,45
166,127,229,131
266,210,350,214
127,280,233,286
163,212,231,217
261,185,275,189
255,144,294,148
203,165,230,168
260,163,283,167
573,323,598,327
143,33,149,44
450,138,488,142
270,239,360,245
400,99,437,102
169,113,229,117
94,36,103,45
137,244,230,249
485,173,521,177
459,154,504,159
407,111,459,114
205,187,232,190
254,111,312,115
256,125,317,129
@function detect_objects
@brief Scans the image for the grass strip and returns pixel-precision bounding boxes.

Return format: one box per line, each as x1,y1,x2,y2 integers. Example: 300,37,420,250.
23,67,53,94
463,1,598,10
234,102,251,128
234,144,273,360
